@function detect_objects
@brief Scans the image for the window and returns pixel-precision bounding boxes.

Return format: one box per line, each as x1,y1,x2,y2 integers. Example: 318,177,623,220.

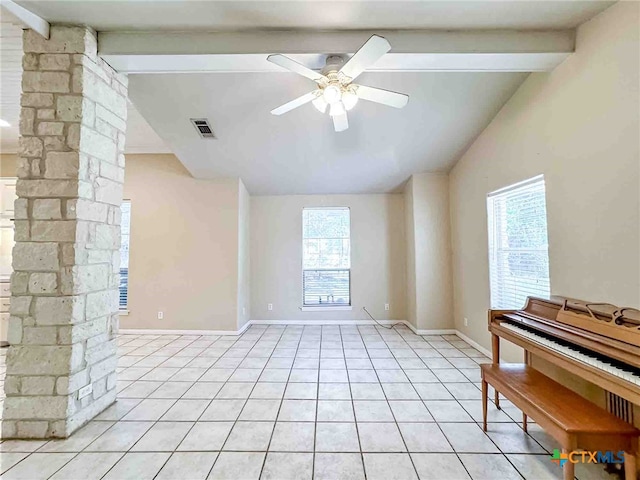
302,207,351,307
487,176,550,309
119,200,131,310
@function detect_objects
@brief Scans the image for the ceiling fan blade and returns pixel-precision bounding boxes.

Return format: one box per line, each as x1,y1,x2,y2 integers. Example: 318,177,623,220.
355,84,409,109
332,112,349,132
271,90,319,116
267,54,327,83
339,35,391,82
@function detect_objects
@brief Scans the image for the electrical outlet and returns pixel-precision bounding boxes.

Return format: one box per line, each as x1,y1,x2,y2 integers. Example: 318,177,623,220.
384,303,390,311
158,311,164,320
267,303,273,311
464,317,468,327
78,384,93,399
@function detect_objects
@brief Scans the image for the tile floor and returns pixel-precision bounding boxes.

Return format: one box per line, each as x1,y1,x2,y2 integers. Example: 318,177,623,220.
0,324,619,479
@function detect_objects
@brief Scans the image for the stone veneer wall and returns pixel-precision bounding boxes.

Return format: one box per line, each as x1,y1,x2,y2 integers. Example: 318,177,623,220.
2,26,127,438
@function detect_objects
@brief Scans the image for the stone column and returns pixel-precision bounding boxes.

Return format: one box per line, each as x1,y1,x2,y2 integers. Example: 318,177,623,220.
3,26,127,439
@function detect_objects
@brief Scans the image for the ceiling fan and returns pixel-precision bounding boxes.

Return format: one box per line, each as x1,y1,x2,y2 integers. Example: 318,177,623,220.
267,35,409,132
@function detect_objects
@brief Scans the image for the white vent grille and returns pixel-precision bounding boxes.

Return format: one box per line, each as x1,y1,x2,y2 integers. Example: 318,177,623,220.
191,118,216,139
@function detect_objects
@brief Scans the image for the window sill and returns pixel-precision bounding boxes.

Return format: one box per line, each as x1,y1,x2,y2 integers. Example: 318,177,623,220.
119,309,129,316
301,306,352,312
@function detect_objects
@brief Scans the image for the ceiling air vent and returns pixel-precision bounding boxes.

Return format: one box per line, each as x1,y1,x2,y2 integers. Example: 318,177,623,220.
190,118,216,139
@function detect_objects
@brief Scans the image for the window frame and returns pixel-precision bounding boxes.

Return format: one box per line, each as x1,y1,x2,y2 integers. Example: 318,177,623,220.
119,199,131,313
301,206,352,310
487,175,551,310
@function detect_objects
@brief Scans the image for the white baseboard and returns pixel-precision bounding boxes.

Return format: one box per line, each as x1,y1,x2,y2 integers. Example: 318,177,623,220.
120,321,251,337
454,330,493,358
120,320,462,337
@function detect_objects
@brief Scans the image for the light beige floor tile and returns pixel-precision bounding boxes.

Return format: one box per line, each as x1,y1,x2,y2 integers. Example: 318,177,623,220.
239,399,281,421
318,383,351,399
350,384,385,400
0,452,29,474
315,423,360,452
223,421,274,451
284,382,318,399
216,382,254,399
131,421,193,451
259,369,291,382
278,399,317,421
316,400,355,422
485,423,547,454
389,401,433,422
458,399,514,423
250,382,286,399
39,421,114,452
314,453,365,480
362,453,418,480
411,453,471,480
200,399,246,421
160,399,210,421
413,383,454,400
444,383,482,400
2,453,76,480
353,401,394,422
509,454,562,480
398,423,452,453
423,400,473,422
94,399,142,420
269,422,315,452
103,452,170,480
261,452,313,480
49,452,124,480
404,370,439,383
200,368,235,382
182,382,223,399
178,422,234,451
118,381,163,398
381,383,420,400
458,453,521,480
85,421,153,451
122,399,176,421
207,452,265,480
358,423,406,452
439,423,500,453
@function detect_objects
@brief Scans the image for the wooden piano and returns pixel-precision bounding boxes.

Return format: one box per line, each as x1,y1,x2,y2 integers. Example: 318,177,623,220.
490,296,640,407
487,296,640,479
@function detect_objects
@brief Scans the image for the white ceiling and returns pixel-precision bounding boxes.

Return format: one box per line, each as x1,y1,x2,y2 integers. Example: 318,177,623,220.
128,71,527,194
1,1,615,194
0,12,170,154
16,1,614,31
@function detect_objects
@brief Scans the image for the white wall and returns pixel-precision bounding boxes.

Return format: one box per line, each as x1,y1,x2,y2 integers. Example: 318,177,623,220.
250,194,406,322
449,2,640,358
405,174,453,330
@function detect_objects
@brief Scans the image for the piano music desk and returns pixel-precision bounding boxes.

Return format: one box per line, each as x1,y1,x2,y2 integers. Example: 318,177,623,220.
481,363,639,480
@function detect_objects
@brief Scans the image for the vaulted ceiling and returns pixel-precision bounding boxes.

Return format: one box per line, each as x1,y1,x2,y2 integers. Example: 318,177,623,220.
1,1,615,194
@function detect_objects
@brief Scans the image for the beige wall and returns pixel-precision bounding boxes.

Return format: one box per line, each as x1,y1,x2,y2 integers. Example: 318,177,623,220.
122,154,243,331
251,194,406,321
0,154,17,177
449,2,640,360
405,174,453,330
237,179,251,329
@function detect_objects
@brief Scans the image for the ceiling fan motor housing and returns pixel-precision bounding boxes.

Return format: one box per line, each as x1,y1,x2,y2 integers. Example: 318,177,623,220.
322,55,346,75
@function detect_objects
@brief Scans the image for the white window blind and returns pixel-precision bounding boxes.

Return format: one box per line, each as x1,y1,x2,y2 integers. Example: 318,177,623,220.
302,208,351,306
119,200,131,310
487,176,550,309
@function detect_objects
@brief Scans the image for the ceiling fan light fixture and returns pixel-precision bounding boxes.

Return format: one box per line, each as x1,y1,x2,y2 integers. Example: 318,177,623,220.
312,96,328,113
323,85,342,104
342,89,359,111
329,101,346,117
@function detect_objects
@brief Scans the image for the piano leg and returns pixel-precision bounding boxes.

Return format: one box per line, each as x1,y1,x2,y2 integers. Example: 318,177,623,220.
491,334,500,409
624,452,637,480
482,379,488,431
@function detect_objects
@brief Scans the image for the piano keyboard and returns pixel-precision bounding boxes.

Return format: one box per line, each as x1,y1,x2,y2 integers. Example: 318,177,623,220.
502,321,640,387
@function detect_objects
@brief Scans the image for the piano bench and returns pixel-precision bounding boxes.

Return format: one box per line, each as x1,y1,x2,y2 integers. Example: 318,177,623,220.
481,363,639,480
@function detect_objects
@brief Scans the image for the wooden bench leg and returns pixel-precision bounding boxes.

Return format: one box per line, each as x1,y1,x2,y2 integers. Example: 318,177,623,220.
481,379,488,431
562,449,574,480
625,452,637,480
522,413,527,433
495,388,500,409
